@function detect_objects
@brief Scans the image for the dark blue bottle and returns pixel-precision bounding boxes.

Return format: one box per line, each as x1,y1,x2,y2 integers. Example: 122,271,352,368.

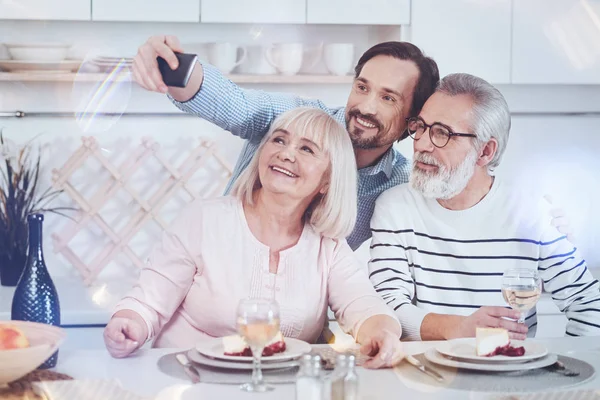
11,213,61,369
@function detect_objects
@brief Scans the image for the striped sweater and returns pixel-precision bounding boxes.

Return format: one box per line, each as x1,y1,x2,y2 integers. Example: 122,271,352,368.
369,178,600,340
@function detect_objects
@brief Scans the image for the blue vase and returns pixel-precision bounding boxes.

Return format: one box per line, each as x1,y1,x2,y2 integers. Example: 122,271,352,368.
11,213,61,369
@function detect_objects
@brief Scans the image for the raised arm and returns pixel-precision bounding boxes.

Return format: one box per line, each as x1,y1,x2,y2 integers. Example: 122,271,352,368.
133,35,338,143
169,62,336,142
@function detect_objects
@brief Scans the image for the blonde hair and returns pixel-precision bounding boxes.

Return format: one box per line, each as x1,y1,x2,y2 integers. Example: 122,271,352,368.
231,107,357,239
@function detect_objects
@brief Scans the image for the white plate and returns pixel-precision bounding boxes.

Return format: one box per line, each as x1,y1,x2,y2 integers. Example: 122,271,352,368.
187,349,300,371
93,57,134,61
0,60,81,72
4,42,69,48
435,338,548,363
196,337,311,363
90,59,133,64
425,348,558,372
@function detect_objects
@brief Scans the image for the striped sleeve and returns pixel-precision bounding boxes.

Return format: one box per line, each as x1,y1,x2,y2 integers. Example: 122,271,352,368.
368,195,428,341
169,62,337,142
538,227,600,336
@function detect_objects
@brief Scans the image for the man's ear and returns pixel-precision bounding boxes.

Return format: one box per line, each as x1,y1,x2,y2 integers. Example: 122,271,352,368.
477,138,498,167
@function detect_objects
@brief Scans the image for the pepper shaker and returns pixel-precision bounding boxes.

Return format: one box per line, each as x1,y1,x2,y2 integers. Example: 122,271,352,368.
296,354,323,400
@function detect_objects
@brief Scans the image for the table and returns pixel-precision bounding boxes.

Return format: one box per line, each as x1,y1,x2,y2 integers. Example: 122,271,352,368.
51,336,600,399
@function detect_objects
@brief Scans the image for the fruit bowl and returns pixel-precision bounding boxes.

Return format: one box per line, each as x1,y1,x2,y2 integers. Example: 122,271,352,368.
0,321,66,385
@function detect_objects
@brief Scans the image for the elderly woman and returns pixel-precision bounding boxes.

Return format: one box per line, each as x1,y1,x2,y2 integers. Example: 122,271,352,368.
104,107,402,368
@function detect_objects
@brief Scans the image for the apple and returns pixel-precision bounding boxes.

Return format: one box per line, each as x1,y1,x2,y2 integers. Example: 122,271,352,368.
0,324,30,350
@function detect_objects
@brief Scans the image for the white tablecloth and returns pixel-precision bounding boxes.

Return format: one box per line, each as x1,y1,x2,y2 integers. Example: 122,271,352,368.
52,336,600,400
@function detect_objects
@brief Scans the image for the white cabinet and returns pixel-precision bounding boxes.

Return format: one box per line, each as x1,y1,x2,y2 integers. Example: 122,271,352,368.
512,0,600,84
0,0,90,20
410,0,511,84
201,0,305,24
92,0,199,22
307,0,410,25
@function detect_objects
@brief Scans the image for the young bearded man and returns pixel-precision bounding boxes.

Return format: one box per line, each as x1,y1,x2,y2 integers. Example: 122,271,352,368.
132,36,439,250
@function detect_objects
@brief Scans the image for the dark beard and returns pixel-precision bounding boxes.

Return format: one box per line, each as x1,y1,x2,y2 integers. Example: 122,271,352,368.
345,109,384,149
345,109,403,150
348,127,381,149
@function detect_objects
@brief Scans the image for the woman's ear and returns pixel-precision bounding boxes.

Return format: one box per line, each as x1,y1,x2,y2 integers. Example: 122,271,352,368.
319,182,329,195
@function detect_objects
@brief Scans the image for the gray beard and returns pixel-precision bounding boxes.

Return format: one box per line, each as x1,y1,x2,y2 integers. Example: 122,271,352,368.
410,149,479,200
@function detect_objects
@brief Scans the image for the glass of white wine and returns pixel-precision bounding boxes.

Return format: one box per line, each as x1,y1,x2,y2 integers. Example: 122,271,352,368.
501,268,542,324
236,298,280,392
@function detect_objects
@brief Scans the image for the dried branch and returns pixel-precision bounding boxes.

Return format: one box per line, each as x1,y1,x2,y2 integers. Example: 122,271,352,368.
0,132,74,258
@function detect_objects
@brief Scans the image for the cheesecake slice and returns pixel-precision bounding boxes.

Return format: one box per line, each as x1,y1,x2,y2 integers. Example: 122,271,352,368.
223,332,286,357
223,334,250,356
476,327,510,356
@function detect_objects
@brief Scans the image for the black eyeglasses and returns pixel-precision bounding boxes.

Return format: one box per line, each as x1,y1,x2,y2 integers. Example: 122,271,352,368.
405,117,477,148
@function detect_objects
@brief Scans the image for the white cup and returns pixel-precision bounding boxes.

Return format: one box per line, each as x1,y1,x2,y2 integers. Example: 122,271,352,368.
324,43,354,76
237,45,277,75
266,43,304,76
207,43,247,74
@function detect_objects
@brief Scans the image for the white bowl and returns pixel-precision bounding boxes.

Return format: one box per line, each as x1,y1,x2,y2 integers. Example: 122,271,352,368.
5,43,69,62
0,321,67,385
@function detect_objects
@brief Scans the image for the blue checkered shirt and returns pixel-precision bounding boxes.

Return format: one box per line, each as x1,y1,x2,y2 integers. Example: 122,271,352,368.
170,63,411,250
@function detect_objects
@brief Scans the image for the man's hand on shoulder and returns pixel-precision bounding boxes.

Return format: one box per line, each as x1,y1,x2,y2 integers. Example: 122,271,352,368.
544,194,575,243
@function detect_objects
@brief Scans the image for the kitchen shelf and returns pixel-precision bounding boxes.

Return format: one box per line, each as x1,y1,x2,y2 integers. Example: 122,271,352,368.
0,72,354,84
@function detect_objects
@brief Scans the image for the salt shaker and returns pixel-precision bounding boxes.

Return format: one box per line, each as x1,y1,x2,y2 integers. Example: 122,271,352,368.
296,354,323,400
343,355,359,400
330,353,349,400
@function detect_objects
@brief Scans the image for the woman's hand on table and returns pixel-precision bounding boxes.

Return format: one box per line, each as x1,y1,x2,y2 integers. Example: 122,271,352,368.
355,315,403,369
104,311,148,358
359,328,405,369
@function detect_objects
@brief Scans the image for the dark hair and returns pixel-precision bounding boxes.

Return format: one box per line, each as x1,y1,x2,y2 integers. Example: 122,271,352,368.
354,41,440,118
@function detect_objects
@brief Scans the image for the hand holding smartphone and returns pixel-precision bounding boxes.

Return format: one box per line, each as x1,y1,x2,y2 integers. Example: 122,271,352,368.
157,52,198,88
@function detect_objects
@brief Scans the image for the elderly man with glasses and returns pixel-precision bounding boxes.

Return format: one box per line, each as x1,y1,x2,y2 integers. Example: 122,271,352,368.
369,73,600,341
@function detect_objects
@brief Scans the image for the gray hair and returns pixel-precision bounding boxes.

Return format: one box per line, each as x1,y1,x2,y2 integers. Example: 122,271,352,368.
437,73,511,171
231,107,358,239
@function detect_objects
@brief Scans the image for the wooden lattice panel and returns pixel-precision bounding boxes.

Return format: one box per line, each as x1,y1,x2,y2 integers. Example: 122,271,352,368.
51,136,233,286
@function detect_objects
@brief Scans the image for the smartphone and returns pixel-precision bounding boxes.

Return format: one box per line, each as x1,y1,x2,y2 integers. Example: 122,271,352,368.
157,52,198,88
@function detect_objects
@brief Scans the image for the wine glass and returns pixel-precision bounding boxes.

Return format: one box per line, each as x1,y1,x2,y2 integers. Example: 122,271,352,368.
501,268,542,324
236,298,280,392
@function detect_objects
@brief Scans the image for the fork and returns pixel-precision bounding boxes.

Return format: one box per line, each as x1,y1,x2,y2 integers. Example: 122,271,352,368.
405,355,445,382
545,360,580,376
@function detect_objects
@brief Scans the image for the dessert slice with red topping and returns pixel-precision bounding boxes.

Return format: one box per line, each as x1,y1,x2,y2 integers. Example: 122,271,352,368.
223,332,286,357
476,327,525,357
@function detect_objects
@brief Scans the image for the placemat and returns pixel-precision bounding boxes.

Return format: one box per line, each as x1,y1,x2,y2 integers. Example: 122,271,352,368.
0,370,73,400
394,353,595,394
32,379,149,400
157,351,299,385
484,389,600,399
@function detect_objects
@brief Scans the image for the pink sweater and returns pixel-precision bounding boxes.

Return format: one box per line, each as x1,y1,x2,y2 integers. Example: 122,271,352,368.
115,196,398,348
